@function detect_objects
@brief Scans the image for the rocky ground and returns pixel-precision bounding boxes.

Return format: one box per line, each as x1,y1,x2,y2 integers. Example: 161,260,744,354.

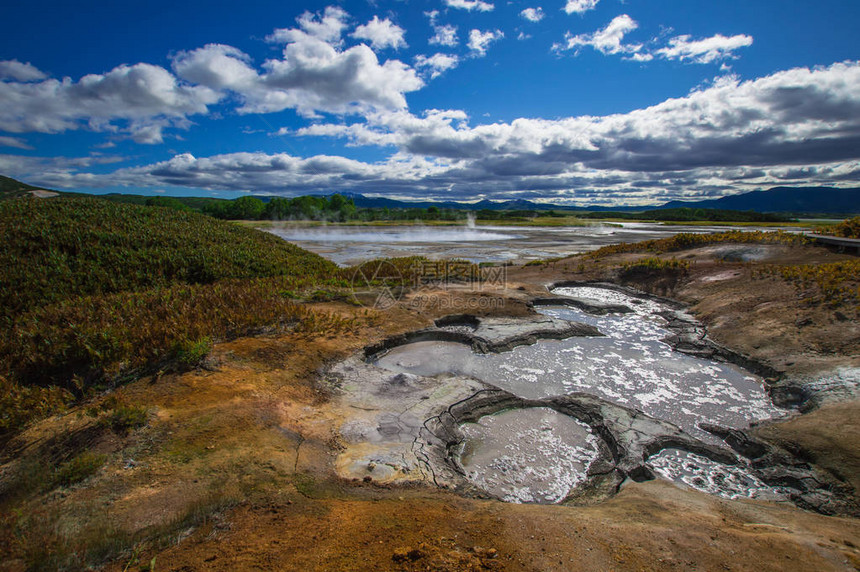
1,241,859,571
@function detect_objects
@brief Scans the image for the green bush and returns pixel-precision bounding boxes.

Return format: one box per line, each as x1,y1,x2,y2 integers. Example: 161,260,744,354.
756,259,860,307
174,336,213,368
104,405,149,434
54,452,107,487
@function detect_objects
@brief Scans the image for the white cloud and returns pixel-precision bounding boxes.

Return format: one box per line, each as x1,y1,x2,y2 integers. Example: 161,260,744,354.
267,6,350,45
554,14,642,56
429,23,459,47
0,59,47,82
445,0,494,12
415,54,461,79
0,62,220,143
173,11,423,117
172,44,258,90
554,19,753,65
657,34,754,64
258,37,422,116
352,16,407,51
563,0,599,15
283,62,860,201
0,135,34,150
520,7,545,22
468,29,504,57
425,10,459,47
11,57,860,205
629,52,654,63
0,7,425,144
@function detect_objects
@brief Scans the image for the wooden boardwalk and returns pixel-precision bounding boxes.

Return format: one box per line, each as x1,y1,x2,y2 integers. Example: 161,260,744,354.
809,234,860,254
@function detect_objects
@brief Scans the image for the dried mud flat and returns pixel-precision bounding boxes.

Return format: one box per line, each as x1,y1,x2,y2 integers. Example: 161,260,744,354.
2,242,860,571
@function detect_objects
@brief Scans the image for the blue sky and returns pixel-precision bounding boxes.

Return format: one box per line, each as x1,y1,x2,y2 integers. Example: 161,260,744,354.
1,0,858,205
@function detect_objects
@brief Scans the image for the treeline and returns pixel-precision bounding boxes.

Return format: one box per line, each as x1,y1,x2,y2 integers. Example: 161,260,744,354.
577,207,793,223
143,195,795,224
199,194,357,222
146,196,575,223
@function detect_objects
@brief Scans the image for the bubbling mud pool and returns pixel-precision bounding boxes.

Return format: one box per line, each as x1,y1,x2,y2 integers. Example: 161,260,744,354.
369,285,789,502
374,287,783,443
647,449,791,501
459,407,600,503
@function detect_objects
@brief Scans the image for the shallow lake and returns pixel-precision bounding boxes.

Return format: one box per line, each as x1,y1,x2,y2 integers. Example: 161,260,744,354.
266,221,799,266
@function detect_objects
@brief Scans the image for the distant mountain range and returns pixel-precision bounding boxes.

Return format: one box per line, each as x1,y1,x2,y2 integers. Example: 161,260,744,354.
656,187,860,215
340,186,860,215
2,175,858,215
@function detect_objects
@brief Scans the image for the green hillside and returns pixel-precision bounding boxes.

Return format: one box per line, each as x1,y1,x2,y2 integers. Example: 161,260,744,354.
0,197,350,435
0,174,41,198
0,197,338,319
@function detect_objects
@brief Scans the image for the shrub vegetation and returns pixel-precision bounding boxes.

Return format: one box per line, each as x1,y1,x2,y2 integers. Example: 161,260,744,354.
755,259,860,308
0,197,338,320
815,216,860,239
0,197,360,438
585,230,807,260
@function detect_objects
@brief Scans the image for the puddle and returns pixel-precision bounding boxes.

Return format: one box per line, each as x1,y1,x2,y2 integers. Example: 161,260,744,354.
647,449,790,501
458,408,600,503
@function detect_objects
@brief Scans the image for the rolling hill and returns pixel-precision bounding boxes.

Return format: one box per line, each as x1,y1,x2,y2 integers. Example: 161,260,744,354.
0,196,338,319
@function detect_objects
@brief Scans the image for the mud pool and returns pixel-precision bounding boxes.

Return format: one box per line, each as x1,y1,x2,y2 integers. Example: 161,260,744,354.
647,449,791,501
458,408,600,503
373,286,784,444
319,281,850,509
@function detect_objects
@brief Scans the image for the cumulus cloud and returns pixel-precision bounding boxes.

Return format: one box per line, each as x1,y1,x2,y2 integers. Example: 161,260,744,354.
563,0,599,15
267,6,350,45
430,25,458,47
444,0,494,12
520,8,545,22
172,44,258,90
0,62,220,143
282,62,860,202
0,59,48,82
258,37,422,116
0,7,425,143
553,14,642,56
657,33,754,64
425,11,458,46
173,9,423,117
468,29,504,57
415,54,461,79
555,19,753,65
0,135,34,150
352,16,407,51
7,150,454,198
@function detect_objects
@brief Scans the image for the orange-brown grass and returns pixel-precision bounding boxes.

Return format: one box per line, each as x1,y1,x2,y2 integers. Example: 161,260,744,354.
585,230,807,260
0,277,366,437
621,257,690,271
754,258,860,308
814,216,860,239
